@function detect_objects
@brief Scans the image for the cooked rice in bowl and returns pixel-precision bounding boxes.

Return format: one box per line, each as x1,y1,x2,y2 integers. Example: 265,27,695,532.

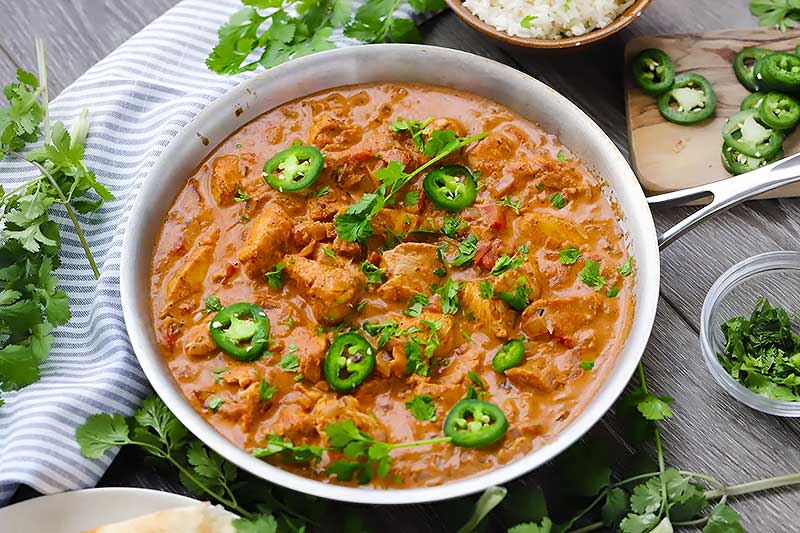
462,0,635,40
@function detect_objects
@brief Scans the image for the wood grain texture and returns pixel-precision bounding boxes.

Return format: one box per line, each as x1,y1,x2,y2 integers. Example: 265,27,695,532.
2,1,800,531
626,29,800,195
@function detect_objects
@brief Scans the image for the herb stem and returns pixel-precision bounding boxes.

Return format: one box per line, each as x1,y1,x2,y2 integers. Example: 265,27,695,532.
14,154,101,279
636,362,668,520
36,39,50,144
569,522,604,533
387,436,452,449
704,472,800,500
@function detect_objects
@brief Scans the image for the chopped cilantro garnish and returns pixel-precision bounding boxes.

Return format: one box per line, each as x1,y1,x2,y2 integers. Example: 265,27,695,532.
234,186,250,203
441,215,463,238
607,286,620,298
479,280,495,299
498,196,522,215
618,257,634,277
202,295,223,314
560,247,582,265
451,233,479,267
490,251,527,276
580,360,595,371
579,259,606,291
521,15,537,28
497,276,534,311
363,321,401,348
405,394,437,422
435,278,462,315
360,261,385,285
206,395,225,412
557,150,570,163
279,353,300,373
311,186,331,198
404,293,429,318
550,192,567,209
266,262,285,290
403,189,420,206
323,247,336,258
259,379,277,402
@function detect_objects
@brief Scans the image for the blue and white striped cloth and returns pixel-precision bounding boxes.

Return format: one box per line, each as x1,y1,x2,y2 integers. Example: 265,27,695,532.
0,0,427,504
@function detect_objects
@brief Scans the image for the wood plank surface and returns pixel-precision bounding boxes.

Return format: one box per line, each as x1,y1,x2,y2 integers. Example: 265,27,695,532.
1,1,799,532
626,29,800,195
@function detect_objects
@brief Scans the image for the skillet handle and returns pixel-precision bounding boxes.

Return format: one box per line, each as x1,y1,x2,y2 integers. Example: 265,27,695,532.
647,152,800,249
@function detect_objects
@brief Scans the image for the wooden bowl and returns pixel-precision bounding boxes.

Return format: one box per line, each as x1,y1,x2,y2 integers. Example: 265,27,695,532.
444,0,653,49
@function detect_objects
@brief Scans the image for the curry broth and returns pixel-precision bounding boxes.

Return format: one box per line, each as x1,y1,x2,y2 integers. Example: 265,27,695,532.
150,83,634,488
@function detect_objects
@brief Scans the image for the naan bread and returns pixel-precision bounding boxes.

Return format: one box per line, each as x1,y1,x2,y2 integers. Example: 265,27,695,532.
83,503,236,533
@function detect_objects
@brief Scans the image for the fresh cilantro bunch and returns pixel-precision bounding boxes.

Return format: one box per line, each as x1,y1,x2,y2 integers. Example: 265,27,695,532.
750,0,800,31
207,0,445,75
76,396,315,532
0,41,111,407
718,298,800,401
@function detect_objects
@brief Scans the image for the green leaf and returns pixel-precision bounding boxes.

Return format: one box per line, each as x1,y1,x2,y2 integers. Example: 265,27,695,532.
203,295,222,314
325,460,364,482
559,247,581,265
602,487,629,528
490,252,526,276
279,353,300,372
507,517,553,533
405,394,436,421
326,419,365,449
233,514,278,533
206,7,267,74
549,192,567,209
134,395,188,449
637,394,674,421
578,259,606,291
456,486,508,533
408,0,446,12
0,343,40,389
75,413,131,458
702,503,746,533
478,280,494,299
435,278,462,315
441,215,462,238
451,233,479,267
360,261,386,285
619,512,659,533
259,379,277,402
618,257,634,276
630,477,663,514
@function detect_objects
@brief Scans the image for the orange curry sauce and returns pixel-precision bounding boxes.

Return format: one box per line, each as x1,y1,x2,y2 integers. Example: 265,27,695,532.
150,83,634,488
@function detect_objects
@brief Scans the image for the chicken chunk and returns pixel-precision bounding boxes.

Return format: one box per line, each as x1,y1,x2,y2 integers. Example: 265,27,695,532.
291,220,333,249
519,212,589,249
530,294,603,343
307,115,363,152
210,155,244,207
461,281,515,338
284,255,365,324
378,243,440,302
506,357,565,392
466,132,516,177
311,396,384,440
294,334,329,383
239,205,291,279
164,228,219,309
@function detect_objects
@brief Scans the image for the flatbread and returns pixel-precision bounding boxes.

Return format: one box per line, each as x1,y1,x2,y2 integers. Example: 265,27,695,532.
83,503,236,533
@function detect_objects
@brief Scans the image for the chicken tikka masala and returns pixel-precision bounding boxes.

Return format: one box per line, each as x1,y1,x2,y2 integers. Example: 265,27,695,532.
150,83,635,488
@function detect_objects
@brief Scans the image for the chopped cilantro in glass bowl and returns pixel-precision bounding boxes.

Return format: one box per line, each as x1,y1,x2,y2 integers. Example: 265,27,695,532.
700,251,800,417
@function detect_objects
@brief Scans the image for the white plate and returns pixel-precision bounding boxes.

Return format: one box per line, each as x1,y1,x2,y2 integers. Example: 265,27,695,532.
0,487,200,532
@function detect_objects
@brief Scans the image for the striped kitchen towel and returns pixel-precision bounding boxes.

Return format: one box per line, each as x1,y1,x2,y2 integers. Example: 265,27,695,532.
0,0,432,505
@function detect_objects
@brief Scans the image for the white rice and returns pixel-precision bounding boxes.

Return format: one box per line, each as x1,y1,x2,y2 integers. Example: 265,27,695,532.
462,0,635,40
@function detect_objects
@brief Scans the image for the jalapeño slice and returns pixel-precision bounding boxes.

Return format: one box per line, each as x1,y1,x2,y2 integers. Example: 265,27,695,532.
324,333,376,393
754,53,800,92
492,338,526,373
722,109,784,158
657,73,717,125
734,47,771,92
740,92,765,111
423,165,478,212
756,92,800,130
443,399,508,448
722,142,784,176
209,302,270,361
631,48,676,95
263,144,324,192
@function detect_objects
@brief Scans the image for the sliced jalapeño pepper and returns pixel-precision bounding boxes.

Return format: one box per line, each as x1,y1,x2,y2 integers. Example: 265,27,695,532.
263,144,324,192
722,142,784,176
754,53,800,92
324,333,376,393
443,399,508,448
756,92,800,130
631,48,675,95
492,338,525,373
740,92,765,111
657,73,717,125
734,47,771,92
209,302,270,361
722,109,784,158
423,165,478,212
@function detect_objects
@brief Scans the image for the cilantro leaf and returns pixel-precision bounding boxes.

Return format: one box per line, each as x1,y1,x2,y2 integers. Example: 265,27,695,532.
498,196,522,215
490,251,527,276
265,262,285,290
363,320,401,347
74,413,131,458
345,0,421,44
703,503,746,533
457,486,508,533
391,117,430,151
259,379,277,402
404,293,429,318
497,276,534,311
134,396,187,450
279,353,300,372
637,394,674,421
451,233,478,267
206,7,267,74
360,260,385,284
751,0,800,31
507,517,553,533
233,515,278,533
202,295,222,314
579,259,606,291
404,340,428,376
619,512,659,533
441,215,462,238
479,280,494,299
405,394,436,421
619,257,634,276
434,278,462,314
559,246,581,265
549,192,567,209
602,487,629,528
408,0,446,11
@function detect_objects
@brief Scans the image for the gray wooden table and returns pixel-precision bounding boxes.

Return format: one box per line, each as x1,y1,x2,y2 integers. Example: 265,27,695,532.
2,1,799,531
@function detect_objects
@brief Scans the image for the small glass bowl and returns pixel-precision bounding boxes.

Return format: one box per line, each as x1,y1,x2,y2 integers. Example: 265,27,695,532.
700,251,800,417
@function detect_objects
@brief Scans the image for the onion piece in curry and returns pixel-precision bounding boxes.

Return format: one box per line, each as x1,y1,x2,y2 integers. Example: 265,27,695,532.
150,83,634,488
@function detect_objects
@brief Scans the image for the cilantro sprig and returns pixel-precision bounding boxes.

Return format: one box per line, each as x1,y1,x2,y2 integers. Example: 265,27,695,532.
0,41,111,407
76,396,315,531
335,128,486,244
207,0,440,76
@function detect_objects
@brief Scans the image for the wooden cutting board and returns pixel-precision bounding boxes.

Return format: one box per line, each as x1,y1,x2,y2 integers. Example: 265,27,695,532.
625,28,800,198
